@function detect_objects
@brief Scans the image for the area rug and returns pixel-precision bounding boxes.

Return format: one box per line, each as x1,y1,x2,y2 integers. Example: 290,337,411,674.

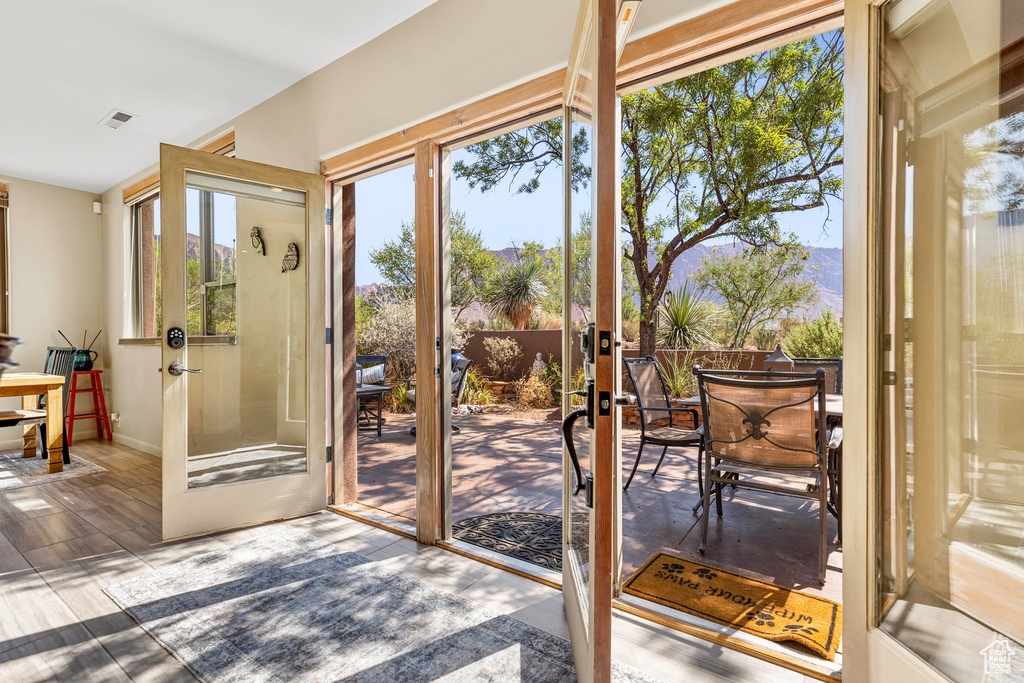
623,552,842,661
452,512,589,571
105,525,659,682
0,448,106,491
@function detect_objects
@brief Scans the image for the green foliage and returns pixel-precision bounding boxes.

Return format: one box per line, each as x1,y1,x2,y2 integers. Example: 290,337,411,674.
452,118,591,194
453,31,844,355
483,336,523,381
545,214,592,318
462,366,496,405
357,296,470,380
752,326,781,351
657,281,717,349
693,244,818,348
485,258,548,330
784,309,843,358
657,349,744,398
540,356,563,406
388,381,413,414
368,211,496,319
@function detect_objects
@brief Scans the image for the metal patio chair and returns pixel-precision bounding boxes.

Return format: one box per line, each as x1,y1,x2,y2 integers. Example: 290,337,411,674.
407,350,473,435
792,357,843,394
355,354,388,427
622,356,703,493
694,366,843,584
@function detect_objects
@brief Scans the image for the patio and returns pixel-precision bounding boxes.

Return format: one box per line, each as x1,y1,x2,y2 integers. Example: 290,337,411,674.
351,412,843,604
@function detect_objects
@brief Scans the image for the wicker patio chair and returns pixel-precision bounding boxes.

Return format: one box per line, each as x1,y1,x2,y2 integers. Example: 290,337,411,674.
622,356,703,493
694,366,842,584
792,357,843,394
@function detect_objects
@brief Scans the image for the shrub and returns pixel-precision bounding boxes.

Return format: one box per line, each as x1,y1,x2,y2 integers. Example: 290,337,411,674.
357,295,470,381
752,326,780,350
540,357,562,406
357,297,418,380
388,382,413,413
514,375,554,409
784,309,843,358
461,366,496,405
656,349,744,398
483,336,523,381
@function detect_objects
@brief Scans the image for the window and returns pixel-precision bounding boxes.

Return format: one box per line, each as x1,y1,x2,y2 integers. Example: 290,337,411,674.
129,193,160,337
129,189,237,338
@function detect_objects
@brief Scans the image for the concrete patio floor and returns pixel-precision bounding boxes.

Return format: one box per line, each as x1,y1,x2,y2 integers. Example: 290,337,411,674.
351,412,843,605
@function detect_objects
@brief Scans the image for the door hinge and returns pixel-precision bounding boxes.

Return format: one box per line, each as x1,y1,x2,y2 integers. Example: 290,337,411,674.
882,371,898,386
883,334,892,351
325,208,332,225
325,327,332,345
326,445,333,463
434,364,440,377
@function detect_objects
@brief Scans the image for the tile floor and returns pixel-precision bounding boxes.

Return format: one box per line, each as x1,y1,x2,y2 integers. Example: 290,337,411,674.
0,439,824,682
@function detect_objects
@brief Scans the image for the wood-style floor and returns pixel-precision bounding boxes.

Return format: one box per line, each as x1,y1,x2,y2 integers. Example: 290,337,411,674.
0,439,820,682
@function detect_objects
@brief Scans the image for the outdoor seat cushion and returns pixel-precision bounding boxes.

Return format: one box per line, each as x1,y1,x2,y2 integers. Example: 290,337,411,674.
356,363,385,385
645,426,701,445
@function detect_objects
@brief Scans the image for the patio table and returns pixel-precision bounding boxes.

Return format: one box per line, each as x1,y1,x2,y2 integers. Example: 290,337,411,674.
356,384,392,437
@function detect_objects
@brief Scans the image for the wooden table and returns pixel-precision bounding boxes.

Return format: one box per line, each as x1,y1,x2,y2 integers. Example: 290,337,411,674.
0,372,66,473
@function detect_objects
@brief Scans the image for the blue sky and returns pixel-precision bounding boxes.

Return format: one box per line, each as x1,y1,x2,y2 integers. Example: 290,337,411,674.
352,145,843,287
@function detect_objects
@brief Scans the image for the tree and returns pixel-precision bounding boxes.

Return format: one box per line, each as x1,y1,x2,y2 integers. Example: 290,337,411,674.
485,258,548,330
693,245,818,348
453,30,844,355
544,213,592,319
368,211,496,320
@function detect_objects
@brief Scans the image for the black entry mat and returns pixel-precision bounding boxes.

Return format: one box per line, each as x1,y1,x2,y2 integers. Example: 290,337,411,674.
452,512,589,571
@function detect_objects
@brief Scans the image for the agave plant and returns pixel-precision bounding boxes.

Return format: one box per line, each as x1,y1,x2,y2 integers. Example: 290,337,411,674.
657,282,717,349
752,326,780,350
485,258,548,330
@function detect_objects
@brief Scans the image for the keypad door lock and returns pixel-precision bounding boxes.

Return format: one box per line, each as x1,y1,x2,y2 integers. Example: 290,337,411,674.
167,327,185,349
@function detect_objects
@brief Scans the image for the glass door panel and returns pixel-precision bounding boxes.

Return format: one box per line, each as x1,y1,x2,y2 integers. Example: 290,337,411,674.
161,145,326,540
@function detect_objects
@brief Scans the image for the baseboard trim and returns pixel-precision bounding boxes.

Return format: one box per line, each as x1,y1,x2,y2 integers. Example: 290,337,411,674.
112,433,161,457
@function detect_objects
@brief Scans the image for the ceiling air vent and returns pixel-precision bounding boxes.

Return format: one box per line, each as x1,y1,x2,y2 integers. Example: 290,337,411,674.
99,109,136,130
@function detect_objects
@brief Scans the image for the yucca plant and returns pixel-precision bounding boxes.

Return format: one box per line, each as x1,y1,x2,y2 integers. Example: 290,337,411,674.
485,258,548,330
657,282,717,349
752,326,780,350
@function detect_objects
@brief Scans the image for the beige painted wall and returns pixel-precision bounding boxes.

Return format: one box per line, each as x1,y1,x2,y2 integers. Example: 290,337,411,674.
0,175,104,448
97,0,732,455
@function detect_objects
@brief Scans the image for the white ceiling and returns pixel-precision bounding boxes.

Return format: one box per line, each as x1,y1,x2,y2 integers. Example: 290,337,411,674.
0,0,440,193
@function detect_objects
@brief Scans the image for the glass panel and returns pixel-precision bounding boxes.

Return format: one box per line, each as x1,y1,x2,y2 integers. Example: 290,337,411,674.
565,10,597,605
342,162,416,525
132,194,161,337
879,0,1024,678
183,174,308,488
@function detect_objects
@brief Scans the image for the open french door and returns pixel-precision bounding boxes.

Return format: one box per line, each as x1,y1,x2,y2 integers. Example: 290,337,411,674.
562,2,636,680
159,144,327,540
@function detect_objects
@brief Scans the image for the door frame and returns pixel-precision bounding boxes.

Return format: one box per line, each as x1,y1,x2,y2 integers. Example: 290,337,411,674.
160,143,328,540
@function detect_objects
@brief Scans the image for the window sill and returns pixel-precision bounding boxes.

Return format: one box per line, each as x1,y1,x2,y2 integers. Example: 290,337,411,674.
118,336,237,346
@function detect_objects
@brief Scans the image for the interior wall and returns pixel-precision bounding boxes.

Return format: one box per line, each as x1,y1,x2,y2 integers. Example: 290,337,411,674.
0,175,103,448
98,0,733,455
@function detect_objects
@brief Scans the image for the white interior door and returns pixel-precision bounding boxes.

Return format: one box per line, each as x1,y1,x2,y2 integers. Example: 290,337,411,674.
160,144,327,540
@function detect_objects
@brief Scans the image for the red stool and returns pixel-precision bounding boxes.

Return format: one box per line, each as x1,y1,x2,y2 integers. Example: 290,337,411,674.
67,370,113,445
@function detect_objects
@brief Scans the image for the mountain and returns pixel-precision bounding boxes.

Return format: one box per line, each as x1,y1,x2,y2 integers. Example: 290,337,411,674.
356,244,843,320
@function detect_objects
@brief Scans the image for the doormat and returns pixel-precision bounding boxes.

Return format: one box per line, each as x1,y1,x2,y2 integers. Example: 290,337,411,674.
623,552,842,660
105,525,659,682
0,449,105,491
452,512,589,571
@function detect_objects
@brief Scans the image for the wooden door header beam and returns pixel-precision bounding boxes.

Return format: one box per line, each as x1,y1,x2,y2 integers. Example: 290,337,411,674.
321,0,843,182
122,132,236,202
